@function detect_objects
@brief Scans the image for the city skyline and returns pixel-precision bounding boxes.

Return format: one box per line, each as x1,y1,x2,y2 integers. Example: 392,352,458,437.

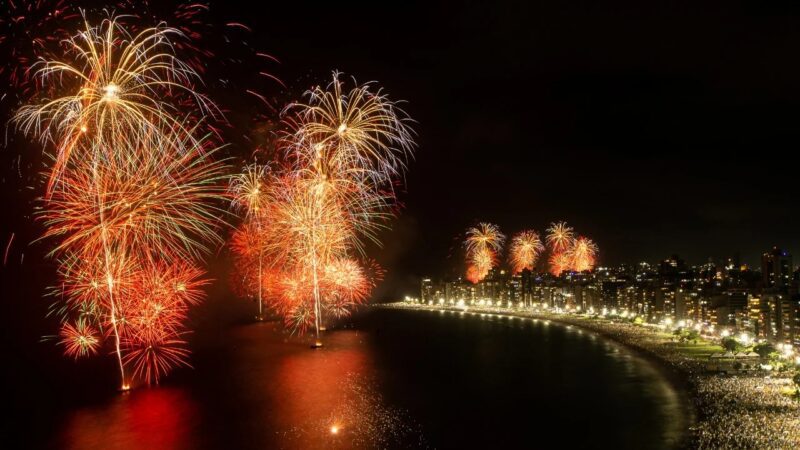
415,245,800,345
413,239,799,284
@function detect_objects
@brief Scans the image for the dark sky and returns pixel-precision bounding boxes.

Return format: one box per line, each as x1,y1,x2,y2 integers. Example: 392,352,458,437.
3,1,800,299
226,0,800,296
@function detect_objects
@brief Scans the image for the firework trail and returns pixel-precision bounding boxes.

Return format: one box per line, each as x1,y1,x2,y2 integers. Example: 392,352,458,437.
233,72,415,339
13,15,217,194
16,15,226,389
229,162,272,317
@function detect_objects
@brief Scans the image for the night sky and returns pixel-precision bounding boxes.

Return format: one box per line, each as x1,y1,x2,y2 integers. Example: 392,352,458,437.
3,1,800,299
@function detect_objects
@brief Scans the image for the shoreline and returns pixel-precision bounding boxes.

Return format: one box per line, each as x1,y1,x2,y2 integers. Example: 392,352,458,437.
377,302,800,449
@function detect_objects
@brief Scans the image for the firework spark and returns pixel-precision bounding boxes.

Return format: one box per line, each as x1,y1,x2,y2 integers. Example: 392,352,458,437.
228,73,415,338
229,162,273,317
59,319,101,359
0,0,81,104
546,221,575,253
509,230,545,274
567,236,598,272
13,15,216,194
465,223,504,283
16,15,225,389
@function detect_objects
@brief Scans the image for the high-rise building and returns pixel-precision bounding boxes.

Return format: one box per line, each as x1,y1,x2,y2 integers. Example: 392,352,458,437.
762,247,793,291
421,278,434,303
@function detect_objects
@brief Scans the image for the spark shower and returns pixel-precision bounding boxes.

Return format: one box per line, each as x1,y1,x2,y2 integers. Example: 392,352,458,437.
6,3,416,390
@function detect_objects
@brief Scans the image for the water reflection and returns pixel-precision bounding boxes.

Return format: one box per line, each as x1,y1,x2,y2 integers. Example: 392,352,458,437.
59,388,198,450
51,309,683,449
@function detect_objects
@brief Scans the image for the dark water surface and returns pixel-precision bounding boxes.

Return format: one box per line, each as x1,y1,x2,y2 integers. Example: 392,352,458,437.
9,307,686,449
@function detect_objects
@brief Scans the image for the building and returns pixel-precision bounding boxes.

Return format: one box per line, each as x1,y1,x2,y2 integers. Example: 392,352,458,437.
762,247,793,291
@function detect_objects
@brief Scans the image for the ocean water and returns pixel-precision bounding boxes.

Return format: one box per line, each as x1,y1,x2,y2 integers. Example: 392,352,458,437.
7,307,686,449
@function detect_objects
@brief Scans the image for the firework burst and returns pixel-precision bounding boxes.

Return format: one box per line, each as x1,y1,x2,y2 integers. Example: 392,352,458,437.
16,15,226,389
58,319,101,359
13,15,217,194
465,223,504,283
229,162,273,317
546,221,575,253
229,72,416,339
567,236,598,272
509,230,544,274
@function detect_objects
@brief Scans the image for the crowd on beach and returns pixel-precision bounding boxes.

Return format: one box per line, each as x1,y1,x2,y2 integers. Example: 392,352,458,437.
383,302,800,449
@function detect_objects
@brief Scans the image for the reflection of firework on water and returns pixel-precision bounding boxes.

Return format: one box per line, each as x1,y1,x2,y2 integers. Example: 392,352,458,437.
279,373,429,449
509,230,544,274
465,223,504,283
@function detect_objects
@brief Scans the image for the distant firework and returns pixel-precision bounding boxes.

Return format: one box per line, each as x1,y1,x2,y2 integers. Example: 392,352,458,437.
509,230,544,274
546,221,575,253
549,251,572,276
465,223,505,283
567,236,599,272
460,221,598,277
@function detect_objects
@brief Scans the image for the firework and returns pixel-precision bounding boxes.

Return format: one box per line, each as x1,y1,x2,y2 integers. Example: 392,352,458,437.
281,72,415,254
230,163,271,219
509,230,544,274
284,71,415,190
13,15,216,194
549,251,571,276
40,132,227,263
567,236,598,272
465,223,504,283
546,221,575,253
0,1,81,104
121,260,207,385
16,15,225,389
58,319,101,360
255,72,415,339
261,257,374,334
229,163,273,317
261,173,354,337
